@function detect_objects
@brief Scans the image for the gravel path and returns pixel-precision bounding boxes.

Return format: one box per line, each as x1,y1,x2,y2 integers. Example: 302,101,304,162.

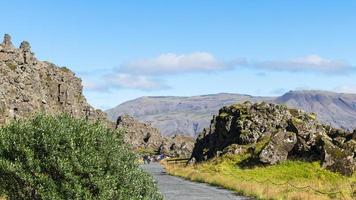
141,163,250,200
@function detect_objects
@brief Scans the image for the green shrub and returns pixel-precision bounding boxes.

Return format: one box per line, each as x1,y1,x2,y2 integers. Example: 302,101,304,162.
60,67,71,73
0,114,163,200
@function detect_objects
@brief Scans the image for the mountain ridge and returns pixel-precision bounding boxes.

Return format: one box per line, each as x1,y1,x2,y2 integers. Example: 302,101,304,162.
106,90,356,136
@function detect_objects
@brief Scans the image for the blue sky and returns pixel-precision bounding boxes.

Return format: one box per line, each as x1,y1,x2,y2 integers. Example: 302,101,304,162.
1,0,356,109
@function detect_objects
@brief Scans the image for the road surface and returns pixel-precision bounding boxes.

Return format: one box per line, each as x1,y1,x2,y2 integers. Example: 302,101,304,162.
142,163,250,200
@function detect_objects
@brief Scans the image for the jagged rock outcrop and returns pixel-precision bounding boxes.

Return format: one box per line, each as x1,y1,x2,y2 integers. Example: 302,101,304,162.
116,115,164,151
160,135,195,158
0,34,106,124
116,115,194,157
190,101,355,176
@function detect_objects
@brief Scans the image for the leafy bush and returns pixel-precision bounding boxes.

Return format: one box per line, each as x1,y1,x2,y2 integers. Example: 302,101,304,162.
0,115,163,200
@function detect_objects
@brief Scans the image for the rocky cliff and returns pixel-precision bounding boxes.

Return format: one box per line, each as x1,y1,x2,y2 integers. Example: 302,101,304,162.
0,34,106,124
190,102,355,176
116,115,194,158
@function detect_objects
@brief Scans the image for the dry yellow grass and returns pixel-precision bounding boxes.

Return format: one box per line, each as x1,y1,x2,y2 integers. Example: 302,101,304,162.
163,157,356,200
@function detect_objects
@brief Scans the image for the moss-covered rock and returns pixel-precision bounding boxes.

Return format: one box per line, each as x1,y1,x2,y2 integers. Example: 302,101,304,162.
322,140,355,176
260,131,297,164
190,101,355,176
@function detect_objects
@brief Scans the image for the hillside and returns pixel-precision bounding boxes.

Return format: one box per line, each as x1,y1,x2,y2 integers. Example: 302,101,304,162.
0,34,106,124
106,91,356,136
275,90,356,130
106,94,272,136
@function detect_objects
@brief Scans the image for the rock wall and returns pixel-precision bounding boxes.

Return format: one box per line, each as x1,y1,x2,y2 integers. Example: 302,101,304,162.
116,115,194,158
116,115,164,151
0,34,106,124
190,101,355,176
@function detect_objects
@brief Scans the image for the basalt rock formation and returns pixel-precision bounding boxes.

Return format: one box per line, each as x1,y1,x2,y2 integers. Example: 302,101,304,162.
160,135,195,158
116,115,164,151
0,34,106,124
116,115,194,158
190,101,355,176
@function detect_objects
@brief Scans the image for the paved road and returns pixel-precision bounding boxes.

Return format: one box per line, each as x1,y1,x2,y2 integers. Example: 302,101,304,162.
142,163,250,200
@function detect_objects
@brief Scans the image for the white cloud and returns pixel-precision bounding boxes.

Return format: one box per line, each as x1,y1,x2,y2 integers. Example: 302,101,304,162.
120,52,242,75
334,85,356,94
83,80,108,92
254,55,354,73
106,73,168,90
83,74,168,91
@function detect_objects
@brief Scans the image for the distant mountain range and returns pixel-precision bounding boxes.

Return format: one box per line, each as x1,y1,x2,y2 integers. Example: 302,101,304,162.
105,90,356,137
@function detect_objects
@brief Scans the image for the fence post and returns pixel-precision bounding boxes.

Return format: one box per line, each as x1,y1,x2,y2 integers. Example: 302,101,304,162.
250,182,252,195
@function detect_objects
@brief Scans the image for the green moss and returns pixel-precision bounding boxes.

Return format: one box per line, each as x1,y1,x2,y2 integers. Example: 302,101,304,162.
219,112,228,118
45,74,52,83
6,62,17,71
216,137,271,166
309,113,317,120
288,108,299,117
292,117,303,125
135,147,158,156
60,67,71,73
254,136,270,153
240,129,250,137
324,141,348,159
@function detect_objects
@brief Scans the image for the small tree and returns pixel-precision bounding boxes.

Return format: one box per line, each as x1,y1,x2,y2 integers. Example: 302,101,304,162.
0,114,162,200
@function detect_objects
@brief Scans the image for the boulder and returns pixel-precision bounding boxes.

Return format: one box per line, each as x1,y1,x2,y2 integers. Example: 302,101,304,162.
260,131,297,164
322,140,355,176
222,144,246,155
191,102,293,162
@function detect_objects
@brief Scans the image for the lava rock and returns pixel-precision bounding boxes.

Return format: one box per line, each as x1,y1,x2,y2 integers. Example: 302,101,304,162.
260,131,297,164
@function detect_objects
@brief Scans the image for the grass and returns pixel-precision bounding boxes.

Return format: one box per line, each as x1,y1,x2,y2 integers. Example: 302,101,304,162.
135,146,159,156
163,153,356,200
